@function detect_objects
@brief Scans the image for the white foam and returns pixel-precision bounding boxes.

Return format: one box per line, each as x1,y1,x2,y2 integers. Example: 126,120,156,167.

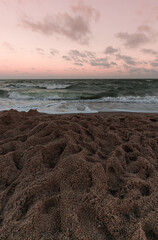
101,96,158,104
8,92,34,100
14,83,70,90
0,97,158,114
43,83,70,90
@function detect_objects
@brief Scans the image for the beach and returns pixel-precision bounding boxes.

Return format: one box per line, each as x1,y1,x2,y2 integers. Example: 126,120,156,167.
0,109,158,239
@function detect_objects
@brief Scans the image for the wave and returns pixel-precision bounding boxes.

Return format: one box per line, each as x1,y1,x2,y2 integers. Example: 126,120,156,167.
100,96,158,104
44,83,71,90
8,92,35,100
58,95,158,104
11,83,71,90
8,91,62,100
3,88,158,104
0,89,9,98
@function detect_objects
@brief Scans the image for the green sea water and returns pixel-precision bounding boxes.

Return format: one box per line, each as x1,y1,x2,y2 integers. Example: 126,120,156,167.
0,79,158,113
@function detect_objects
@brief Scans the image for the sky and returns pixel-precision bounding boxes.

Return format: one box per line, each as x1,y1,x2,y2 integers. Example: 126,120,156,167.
0,0,158,79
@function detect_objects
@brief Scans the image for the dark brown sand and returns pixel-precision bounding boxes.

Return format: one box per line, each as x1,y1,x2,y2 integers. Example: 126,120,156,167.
0,110,158,240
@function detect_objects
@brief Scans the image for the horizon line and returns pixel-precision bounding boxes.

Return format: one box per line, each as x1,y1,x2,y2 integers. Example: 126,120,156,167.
0,78,158,80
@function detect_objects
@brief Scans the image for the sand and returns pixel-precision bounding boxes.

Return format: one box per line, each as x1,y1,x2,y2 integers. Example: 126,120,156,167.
0,109,158,240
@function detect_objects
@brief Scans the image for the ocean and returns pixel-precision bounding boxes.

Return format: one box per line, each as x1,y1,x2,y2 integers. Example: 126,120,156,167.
0,79,158,114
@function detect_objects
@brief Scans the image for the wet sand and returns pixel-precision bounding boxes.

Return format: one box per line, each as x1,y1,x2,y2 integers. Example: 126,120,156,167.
0,109,158,240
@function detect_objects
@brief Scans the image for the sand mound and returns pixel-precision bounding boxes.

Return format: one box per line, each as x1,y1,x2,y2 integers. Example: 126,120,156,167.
0,110,158,239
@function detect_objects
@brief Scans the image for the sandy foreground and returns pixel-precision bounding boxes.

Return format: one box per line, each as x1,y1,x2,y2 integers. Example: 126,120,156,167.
0,109,158,240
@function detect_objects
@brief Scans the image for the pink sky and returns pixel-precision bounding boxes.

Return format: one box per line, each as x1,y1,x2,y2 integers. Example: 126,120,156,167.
0,0,158,79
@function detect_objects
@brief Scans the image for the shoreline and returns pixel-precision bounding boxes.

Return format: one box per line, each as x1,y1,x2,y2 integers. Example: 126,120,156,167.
1,78,158,115
1,108,158,115
0,109,158,239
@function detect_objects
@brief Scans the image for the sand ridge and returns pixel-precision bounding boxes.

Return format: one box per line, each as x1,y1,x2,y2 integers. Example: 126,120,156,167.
0,110,158,239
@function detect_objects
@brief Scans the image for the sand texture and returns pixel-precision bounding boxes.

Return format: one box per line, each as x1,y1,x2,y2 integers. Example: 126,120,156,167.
0,110,158,240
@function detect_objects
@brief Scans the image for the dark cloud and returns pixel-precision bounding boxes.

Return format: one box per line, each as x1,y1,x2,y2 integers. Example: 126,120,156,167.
151,62,158,67
123,65,158,77
74,62,83,66
141,48,158,55
141,49,158,67
50,48,59,56
21,14,90,44
62,55,71,61
116,25,157,48
129,67,158,75
84,51,96,59
63,49,95,65
90,58,115,67
111,62,117,66
150,59,158,67
116,54,137,65
116,32,149,48
69,50,87,58
64,50,89,65
63,49,116,68
20,1,99,45
105,46,119,54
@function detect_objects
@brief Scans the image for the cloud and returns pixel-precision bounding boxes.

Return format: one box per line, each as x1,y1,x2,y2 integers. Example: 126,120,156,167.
129,67,158,75
116,32,149,48
141,49,158,67
35,47,59,56
150,58,158,67
105,46,119,54
137,25,152,33
36,48,45,55
69,50,87,58
21,14,90,44
71,0,100,21
36,48,44,52
116,54,137,66
141,48,158,55
123,64,158,77
63,49,116,68
3,42,15,52
74,62,83,66
50,48,59,56
151,62,158,67
63,49,96,65
62,55,71,61
62,49,90,65
116,25,157,48
90,58,116,67
20,1,99,45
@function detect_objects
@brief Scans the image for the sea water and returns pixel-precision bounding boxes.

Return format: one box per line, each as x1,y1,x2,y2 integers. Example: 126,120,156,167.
0,79,158,114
